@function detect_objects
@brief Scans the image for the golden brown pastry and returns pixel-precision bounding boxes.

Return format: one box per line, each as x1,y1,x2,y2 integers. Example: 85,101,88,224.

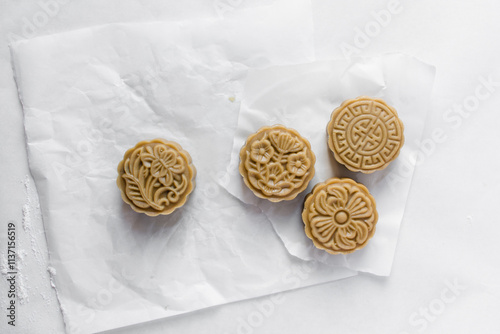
302,178,378,254
117,139,196,216
239,125,316,202
327,96,404,173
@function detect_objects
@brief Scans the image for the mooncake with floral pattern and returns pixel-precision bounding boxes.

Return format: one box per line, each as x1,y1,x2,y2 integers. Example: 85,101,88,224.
239,125,315,202
302,178,378,254
117,139,196,216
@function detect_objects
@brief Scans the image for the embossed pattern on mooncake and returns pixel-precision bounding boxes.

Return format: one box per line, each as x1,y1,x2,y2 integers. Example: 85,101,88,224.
239,125,316,202
117,139,196,216
302,178,378,254
327,96,404,173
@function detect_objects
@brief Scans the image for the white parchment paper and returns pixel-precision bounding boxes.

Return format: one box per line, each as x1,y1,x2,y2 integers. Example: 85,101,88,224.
224,54,436,276
10,2,358,333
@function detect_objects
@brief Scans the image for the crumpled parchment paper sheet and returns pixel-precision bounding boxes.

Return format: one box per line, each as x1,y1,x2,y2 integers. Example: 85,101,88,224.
224,54,435,276
10,2,358,333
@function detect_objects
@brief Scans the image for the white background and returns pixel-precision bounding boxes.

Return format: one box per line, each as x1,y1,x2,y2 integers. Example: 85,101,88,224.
1,0,499,333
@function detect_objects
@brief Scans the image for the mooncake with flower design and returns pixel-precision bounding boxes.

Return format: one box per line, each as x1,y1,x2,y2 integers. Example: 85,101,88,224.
239,125,316,202
302,178,378,254
117,139,196,216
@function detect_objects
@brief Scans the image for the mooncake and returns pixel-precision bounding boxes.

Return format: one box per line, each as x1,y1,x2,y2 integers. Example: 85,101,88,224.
327,96,404,173
239,125,316,202
117,139,196,216
302,178,378,254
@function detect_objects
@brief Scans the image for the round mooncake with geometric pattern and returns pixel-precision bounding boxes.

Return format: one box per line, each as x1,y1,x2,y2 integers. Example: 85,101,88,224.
327,96,404,173
302,178,378,254
117,139,196,216
239,125,316,202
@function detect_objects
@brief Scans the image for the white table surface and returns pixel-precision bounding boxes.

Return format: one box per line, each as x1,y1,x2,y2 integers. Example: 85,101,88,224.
1,0,499,333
